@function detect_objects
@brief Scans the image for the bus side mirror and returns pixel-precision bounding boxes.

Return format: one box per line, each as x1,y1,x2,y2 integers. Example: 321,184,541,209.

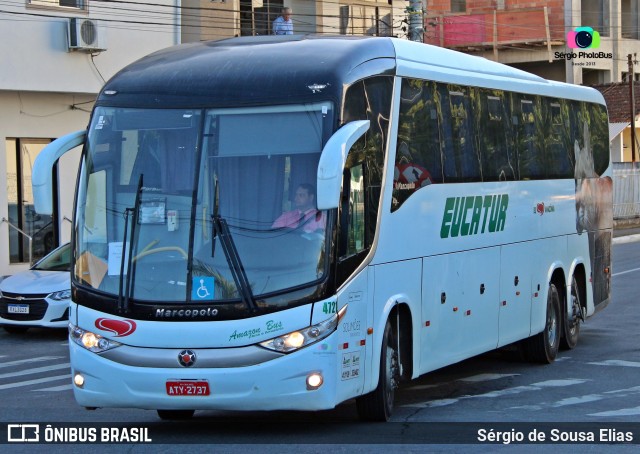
316,120,369,210
32,130,86,215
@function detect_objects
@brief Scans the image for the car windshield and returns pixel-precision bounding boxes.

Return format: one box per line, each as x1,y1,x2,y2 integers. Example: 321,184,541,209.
32,243,71,272
74,104,334,304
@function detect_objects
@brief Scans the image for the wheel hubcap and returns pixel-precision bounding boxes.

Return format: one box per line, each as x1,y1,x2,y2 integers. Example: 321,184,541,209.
548,306,558,346
386,345,399,400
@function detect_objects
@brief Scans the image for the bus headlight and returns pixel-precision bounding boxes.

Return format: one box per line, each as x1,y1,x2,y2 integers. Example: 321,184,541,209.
69,323,122,353
259,306,346,353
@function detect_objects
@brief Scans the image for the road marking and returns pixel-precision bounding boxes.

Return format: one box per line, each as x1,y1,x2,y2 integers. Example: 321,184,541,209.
404,379,589,408
0,375,70,390
589,360,640,368
605,385,640,394
0,363,70,380
551,394,604,407
589,407,640,417
459,373,519,383
0,356,63,369
509,386,640,411
35,384,73,392
612,266,640,277
530,379,587,387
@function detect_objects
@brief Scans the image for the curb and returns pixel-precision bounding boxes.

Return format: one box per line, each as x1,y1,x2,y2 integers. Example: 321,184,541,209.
612,234,640,245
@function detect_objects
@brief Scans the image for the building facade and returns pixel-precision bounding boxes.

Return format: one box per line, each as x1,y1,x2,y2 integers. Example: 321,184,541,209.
1,1,179,277
425,0,640,85
181,0,411,40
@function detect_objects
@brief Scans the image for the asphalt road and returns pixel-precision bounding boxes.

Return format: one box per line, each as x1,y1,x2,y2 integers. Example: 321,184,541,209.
1,236,639,452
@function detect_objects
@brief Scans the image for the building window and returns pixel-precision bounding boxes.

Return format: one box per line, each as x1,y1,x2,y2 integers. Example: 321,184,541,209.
27,0,86,10
5,138,56,264
451,0,466,13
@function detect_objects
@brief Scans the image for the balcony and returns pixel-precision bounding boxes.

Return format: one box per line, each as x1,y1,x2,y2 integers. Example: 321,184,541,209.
424,8,565,56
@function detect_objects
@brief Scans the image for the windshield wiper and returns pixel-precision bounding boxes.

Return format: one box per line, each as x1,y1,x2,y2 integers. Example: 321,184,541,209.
117,174,143,314
212,215,256,313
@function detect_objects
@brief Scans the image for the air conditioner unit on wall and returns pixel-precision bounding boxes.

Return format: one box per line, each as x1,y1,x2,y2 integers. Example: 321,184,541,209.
68,18,107,52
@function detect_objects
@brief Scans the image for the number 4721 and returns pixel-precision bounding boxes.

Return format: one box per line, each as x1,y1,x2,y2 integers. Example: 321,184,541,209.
322,301,337,314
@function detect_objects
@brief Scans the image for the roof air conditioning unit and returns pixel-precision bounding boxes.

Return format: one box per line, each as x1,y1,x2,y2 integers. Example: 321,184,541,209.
68,18,107,52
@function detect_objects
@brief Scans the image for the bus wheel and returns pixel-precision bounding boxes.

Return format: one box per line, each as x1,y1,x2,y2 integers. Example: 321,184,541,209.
356,319,399,422
156,410,195,420
561,276,582,350
521,283,560,364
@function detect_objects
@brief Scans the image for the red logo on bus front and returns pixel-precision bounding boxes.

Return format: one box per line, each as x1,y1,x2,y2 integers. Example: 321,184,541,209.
95,318,137,337
536,203,545,215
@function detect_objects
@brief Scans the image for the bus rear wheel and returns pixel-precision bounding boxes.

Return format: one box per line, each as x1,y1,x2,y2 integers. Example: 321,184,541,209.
156,410,195,420
521,283,560,364
560,276,581,350
356,319,399,422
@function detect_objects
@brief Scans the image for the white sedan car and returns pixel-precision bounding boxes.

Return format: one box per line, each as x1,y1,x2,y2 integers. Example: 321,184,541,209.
0,243,71,334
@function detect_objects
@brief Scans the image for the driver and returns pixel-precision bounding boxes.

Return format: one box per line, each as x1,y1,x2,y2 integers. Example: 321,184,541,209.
272,183,325,233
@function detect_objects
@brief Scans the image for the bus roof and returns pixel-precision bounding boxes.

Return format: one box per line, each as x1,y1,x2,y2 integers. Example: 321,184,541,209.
98,36,605,109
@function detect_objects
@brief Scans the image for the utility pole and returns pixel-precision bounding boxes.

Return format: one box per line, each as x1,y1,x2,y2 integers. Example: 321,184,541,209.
630,53,637,162
407,0,424,42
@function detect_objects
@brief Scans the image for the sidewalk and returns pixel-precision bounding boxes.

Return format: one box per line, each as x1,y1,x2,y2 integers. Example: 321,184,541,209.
612,226,640,244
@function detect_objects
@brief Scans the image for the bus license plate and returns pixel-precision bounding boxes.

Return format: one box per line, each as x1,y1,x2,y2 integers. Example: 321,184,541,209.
7,304,29,314
166,380,210,396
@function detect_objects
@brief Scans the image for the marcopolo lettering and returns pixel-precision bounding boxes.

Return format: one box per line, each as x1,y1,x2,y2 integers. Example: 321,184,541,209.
440,194,509,239
155,308,219,318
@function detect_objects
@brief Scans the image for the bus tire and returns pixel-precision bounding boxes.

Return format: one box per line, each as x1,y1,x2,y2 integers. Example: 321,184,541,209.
560,276,581,350
156,410,195,420
521,283,560,364
356,319,399,422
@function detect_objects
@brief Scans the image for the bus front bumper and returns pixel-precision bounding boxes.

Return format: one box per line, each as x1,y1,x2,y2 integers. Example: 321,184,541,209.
69,335,339,412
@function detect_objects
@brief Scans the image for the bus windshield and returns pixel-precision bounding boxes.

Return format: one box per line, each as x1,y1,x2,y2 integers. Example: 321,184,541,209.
74,103,334,305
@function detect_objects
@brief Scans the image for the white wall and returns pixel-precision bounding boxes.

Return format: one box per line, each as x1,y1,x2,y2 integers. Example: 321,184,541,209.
0,1,179,276
0,1,178,93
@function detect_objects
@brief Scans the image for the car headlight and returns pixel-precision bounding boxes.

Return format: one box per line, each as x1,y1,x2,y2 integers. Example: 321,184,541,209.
49,289,71,301
259,305,347,353
69,323,122,353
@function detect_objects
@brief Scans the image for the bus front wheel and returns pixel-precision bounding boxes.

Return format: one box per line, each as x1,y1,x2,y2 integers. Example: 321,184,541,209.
356,318,399,422
521,283,561,364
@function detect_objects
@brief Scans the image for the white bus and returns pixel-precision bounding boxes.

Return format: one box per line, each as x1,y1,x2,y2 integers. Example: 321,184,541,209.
33,36,611,421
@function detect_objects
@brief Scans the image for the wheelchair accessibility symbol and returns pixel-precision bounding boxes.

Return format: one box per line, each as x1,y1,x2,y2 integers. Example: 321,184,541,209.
192,277,215,301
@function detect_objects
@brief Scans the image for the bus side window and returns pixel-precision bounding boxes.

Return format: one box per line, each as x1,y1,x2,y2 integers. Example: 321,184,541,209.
441,86,481,183
393,79,441,211
516,97,544,180
339,163,366,259
547,101,573,179
481,93,516,181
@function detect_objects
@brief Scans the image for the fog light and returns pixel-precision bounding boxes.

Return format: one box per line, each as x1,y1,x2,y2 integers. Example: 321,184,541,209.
306,373,323,390
74,373,85,388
